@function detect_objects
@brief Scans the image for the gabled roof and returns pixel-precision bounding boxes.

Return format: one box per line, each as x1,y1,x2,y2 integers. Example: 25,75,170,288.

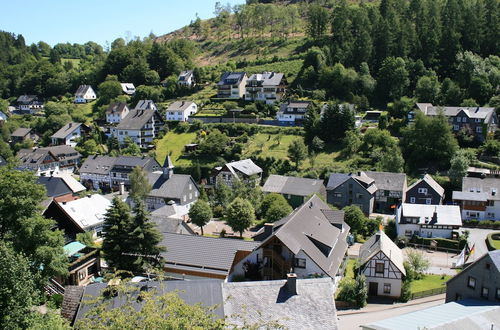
51,122,82,139
364,171,407,192
279,101,311,115
52,173,86,193
150,207,195,235
262,175,324,197
407,174,445,196
246,72,285,86
360,230,406,275
11,127,32,137
178,70,193,81
217,72,246,86
17,95,39,104
461,177,500,201
160,232,259,277
74,85,94,97
223,278,338,330
326,172,378,194
135,100,157,110
120,83,135,94
417,103,496,120
17,148,58,167
148,172,196,200
223,159,262,178
79,155,116,175
37,176,73,197
261,195,350,278
106,102,129,115
399,203,462,226
452,191,488,202
166,101,196,112
116,109,162,130
56,194,111,231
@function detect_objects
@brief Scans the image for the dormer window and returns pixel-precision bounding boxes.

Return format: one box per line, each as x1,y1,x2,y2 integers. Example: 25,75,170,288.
418,188,428,194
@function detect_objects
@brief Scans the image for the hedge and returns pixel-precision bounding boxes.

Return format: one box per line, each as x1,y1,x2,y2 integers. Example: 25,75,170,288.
486,232,500,251
409,236,461,250
463,220,500,230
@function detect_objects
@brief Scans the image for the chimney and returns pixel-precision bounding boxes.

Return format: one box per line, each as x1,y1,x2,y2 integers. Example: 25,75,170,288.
119,182,125,195
431,207,438,224
263,223,273,238
69,123,72,128
286,273,297,295
87,194,92,198
375,232,381,242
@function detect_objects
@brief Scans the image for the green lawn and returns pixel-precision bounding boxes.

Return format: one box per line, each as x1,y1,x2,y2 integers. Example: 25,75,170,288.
243,133,302,160
155,131,197,167
487,233,500,250
409,274,451,293
71,101,94,123
241,59,304,81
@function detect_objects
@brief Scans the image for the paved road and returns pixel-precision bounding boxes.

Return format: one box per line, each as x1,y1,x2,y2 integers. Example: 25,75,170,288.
337,295,445,329
459,228,495,263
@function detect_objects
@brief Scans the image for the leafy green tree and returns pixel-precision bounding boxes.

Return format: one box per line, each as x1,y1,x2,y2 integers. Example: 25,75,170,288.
129,166,152,202
376,57,409,104
122,136,142,156
211,182,233,207
354,274,368,308
319,103,355,143
415,75,441,103
342,130,362,156
306,4,329,39
98,76,122,104
198,129,230,156
265,196,293,223
287,139,308,170
188,200,212,235
405,248,430,279
448,150,471,187
343,205,367,237
224,197,255,237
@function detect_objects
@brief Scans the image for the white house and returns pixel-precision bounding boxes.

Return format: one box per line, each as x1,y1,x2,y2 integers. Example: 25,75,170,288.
245,72,287,104
396,203,462,239
360,230,406,298
50,122,83,147
452,177,500,221
213,159,263,187
217,72,248,99
74,85,96,103
16,95,44,114
177,70,195,88
135,100,157,111
120,83,136,95
105,102,130,124
276,101,311,125
165,101,197,121
112,109,164,148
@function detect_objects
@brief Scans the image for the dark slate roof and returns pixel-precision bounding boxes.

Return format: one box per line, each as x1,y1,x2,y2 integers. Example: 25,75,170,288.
17,148,58,168
79,155,116,175
135,100,157,110
61,285,84,324
489,250,500,272
116,109,160,130
217,72,246,86
160,233,259,277
150,207,195,235
106,102,129,115
17,95,40,104
326,173,350,190
407,174,445,196
41,145,81,161
74,280,225,323
37,176,73,197
462,177,500,201
167,101,195,112
114,156,158,168
74,85,92,97
364,171,407,192
279,101,311,115
262,175,324,197
51,122,82,139
223,278,338,330
148,173,195,200
11,127,32,137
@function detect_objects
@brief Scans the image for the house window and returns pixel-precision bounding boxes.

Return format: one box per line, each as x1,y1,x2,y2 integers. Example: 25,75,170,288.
333,192,342,198
476,126,482,133
475,118,481,123
426,198,432,205
183,195,186,202
453,125,459,130
468,276,476,289
189,193,192,199
383,283,391,294
410,197,416,203
294,258,306,268
375,262,384,274
418,188,428,194
481,287,489,298
456,117,461,123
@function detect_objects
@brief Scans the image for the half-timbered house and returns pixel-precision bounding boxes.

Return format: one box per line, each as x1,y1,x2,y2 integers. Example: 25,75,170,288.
359,230,406,298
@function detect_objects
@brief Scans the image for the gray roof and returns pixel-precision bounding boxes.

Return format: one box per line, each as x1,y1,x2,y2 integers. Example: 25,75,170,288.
51,122,82,139
17,146,80,169
489,250,500,271
417,103,496,120
74,85,93,97
452,191,488,202
178,70,193,81
246,72,285,86
362,299,500,330
365,171,407,192
61,285,84,323
148,172,196,200
11,127,31,137
407,174,445,196
114,156,158,168
326,172,378,194
17,95,39,104
116,109,161,130
79,155,117,175
263,195,350,278
37,176,73,198
279,101,311,115
74,280,225,323
106,102,129,115
262,175,324,197
223,278,338,330
150,207,194,235
166,101,195,112
223,159,262,178
326,173,350,190
160,233,259,277
217,72,246,86
135,100,157,110
360,230,406,275
399,203,462,226
462,177,500,201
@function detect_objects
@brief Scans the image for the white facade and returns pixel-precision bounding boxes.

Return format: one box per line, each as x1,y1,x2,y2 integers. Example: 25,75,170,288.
276,112,305,122
106,107,129,124
166,102,197,121
461,201,500,221
362,252,403,298
79,172,111,190
396,204,461,239
52,125,82,147
74,86,96,103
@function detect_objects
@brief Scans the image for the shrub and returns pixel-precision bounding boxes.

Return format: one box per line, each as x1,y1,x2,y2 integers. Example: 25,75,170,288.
400,280,411,302
175,121,190,133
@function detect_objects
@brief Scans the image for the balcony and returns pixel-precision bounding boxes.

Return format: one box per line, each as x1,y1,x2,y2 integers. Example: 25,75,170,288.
262,248,291,280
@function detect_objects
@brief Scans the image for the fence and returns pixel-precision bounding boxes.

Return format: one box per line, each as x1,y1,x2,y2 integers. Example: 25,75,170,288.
407,243,461,254
410,287,446,300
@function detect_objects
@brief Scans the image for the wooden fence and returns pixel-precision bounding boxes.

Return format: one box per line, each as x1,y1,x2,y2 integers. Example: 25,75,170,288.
410,286,446,300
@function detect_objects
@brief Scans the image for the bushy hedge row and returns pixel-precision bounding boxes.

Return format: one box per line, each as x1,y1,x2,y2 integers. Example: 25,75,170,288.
206,123,303,137
486,232,500,251
463,220,500,229
409,236,460,250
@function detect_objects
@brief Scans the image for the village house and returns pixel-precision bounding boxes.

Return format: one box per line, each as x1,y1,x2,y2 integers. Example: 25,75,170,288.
37,175,85,200
17,145,81,175
231,195,350,281
10,127,39,145
415,103,498,141
165,101,197,121
79,155,161,191
359,230,406,298
120,83,135,95
105,102,130,124
446,250,500,303
135,99,157,111
396,203,462,239
177,70,195,88
60,241,100,287
44,194,111,242
216,72,248,99
452,176,500,221
405,174,445,205
112,109,164,148
51,122,84,147
16,95,44,114
276,100,311,125
262,174,326,208
74,85,96,103
245,72,287,104
212,158,263,187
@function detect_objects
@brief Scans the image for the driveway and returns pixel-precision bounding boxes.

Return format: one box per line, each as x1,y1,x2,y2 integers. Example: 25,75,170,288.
459,228,496,263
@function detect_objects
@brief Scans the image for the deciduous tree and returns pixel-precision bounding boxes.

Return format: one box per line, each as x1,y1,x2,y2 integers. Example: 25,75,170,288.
224,197,255,237
188,200,212,235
